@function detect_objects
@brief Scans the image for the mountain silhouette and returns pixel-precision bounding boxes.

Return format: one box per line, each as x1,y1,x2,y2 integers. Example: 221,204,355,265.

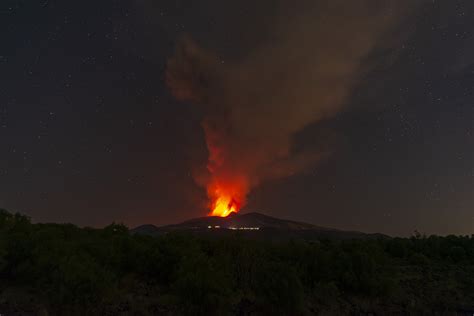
132,212,387,240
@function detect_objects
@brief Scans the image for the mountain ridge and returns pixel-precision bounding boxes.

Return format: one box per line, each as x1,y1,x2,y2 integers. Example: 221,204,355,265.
131,212,388,240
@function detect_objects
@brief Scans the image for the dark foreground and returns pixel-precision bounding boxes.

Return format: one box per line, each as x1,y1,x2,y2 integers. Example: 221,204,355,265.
1,210,474,315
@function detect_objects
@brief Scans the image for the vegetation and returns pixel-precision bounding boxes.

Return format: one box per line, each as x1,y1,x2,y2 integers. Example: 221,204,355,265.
1,209,474,315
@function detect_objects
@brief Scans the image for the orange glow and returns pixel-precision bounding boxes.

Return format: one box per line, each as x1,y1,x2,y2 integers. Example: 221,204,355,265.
201,118,249,217
207,178,246,217
210,195,238,217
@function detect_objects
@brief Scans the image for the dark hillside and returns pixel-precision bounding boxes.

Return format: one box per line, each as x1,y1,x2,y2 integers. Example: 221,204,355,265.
131,212,386,240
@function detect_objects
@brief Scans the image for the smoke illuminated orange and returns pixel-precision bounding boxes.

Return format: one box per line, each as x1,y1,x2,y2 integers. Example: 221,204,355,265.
203,118,249,217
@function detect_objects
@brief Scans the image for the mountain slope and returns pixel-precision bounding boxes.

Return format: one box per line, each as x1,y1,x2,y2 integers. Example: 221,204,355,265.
131,212,387,240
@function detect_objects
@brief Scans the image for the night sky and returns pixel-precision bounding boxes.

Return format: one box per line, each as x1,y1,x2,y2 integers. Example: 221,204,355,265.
1,0,473,236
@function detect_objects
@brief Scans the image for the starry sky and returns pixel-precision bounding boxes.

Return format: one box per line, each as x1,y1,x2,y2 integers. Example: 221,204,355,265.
1,0,473,236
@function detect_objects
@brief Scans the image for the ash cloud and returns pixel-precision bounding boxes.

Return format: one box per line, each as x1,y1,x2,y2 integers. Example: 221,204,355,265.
166,0,422,208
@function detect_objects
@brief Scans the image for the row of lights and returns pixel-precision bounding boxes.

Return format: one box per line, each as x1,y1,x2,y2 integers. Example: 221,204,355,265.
207,225,260,230
229,227,260,231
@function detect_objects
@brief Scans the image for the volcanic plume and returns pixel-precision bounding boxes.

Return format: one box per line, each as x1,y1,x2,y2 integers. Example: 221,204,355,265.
166,1,420,217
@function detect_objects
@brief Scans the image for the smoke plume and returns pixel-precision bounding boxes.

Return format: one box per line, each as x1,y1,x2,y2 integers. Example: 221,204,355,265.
166,0,421,214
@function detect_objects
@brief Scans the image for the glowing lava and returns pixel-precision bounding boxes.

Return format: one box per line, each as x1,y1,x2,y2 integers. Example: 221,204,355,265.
210,195,239,217
207,179,246,217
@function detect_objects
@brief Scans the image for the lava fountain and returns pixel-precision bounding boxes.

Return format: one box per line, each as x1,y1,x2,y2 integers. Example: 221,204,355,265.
207,176,248,217
210,195,238,217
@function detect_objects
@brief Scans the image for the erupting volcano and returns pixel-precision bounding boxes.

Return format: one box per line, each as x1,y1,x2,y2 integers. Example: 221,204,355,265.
165,2,413,219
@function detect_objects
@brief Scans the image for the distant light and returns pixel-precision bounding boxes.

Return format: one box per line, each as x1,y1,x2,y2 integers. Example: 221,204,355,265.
226,226,260,230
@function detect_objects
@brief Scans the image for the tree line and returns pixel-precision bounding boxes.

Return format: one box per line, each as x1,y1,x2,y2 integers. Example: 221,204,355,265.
1,209,474,315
